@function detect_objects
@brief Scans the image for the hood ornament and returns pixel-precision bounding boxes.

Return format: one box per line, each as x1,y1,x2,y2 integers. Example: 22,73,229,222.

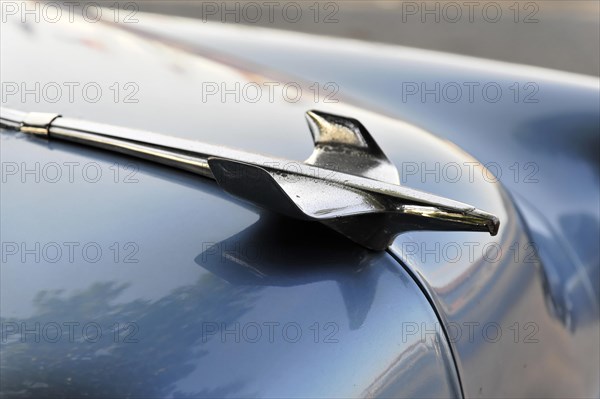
0,107,499,250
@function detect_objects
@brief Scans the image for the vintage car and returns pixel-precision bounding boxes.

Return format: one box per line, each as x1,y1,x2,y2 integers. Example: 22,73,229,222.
1,4,598,399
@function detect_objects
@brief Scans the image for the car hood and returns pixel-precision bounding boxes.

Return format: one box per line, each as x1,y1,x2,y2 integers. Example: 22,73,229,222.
1,11,599,398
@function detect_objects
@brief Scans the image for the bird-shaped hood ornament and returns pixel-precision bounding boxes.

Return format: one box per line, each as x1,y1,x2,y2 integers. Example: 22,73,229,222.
0,107,499,250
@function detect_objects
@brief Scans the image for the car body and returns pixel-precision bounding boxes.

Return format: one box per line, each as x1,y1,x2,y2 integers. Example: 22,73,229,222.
1,8,598,399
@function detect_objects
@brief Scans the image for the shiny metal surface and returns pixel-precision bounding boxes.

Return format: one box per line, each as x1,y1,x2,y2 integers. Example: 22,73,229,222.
0,14,466,398
0,128,461,398
1,10,598,399
124,16,599,397
1,107,498,250
20,112,61,136
304,110,400,184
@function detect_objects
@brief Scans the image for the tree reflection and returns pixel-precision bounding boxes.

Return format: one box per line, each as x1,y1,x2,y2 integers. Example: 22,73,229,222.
1,274,261,398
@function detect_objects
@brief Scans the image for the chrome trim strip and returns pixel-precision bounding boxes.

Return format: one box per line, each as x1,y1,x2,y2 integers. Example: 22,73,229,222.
0,107,500,250
21,112,61,136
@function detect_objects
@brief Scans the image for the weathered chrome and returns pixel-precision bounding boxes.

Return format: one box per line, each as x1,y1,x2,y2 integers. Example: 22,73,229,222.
0,107,499,250
304,110,400,184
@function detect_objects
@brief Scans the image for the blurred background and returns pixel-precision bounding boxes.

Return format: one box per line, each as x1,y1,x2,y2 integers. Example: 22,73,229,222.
126,0,598,76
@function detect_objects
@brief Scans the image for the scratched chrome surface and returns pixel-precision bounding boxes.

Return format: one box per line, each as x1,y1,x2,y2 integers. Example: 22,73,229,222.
1,10,598,399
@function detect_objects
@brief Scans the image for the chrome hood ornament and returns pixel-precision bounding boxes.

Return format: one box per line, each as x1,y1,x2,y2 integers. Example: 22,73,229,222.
0,107,499,250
